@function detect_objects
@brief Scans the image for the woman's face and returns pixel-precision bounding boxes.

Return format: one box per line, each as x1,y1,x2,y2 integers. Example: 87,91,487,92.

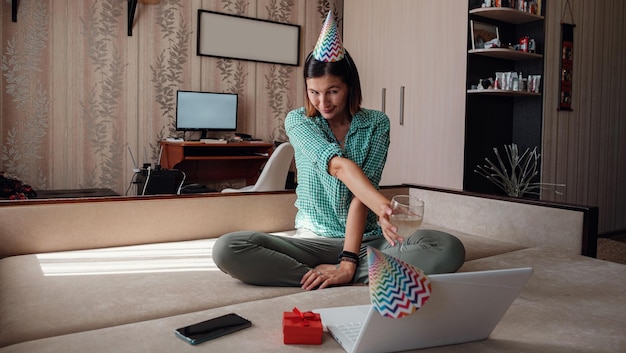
306,74,349,121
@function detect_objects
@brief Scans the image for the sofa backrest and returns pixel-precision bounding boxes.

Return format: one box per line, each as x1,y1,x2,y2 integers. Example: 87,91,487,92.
0,192,298,257
1,185,597,258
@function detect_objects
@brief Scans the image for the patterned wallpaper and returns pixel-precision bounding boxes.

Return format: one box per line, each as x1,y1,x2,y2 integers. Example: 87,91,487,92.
0,0,342,195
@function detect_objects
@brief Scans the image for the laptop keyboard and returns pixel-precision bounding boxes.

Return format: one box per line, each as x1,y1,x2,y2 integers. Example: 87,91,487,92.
336,321,363,343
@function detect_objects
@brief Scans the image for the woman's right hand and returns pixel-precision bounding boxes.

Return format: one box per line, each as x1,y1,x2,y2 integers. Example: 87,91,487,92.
379,203,400,246
301,263,356,290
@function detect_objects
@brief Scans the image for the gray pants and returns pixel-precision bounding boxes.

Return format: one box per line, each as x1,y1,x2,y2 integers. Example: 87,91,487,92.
212,229,466,287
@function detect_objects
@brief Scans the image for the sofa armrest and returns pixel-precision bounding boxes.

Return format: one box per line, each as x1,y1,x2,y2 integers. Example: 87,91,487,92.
407,185,598,257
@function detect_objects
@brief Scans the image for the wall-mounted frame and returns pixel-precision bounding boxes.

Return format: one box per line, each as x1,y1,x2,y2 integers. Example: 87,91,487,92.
470,20,500,50
558,23,575,111
197,10,301,66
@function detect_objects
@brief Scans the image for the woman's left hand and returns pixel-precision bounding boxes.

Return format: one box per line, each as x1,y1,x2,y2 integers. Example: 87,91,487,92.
301,262,356,290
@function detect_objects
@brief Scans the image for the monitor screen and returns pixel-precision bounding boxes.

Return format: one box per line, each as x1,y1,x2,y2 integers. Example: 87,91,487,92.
176,91,238,132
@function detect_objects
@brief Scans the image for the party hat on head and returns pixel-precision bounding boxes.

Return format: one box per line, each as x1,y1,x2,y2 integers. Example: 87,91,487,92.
312,11,345,62
367,247,432,319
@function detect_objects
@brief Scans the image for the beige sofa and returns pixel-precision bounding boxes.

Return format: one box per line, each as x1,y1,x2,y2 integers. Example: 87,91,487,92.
1,185,624,353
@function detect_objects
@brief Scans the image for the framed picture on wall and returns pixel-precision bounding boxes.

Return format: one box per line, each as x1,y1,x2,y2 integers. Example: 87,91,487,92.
197,10,301,66
470,20,500,50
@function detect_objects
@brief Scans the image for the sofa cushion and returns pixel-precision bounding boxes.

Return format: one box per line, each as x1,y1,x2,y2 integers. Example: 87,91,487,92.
0,227,523,348
0,239,303,348
2,248,625,353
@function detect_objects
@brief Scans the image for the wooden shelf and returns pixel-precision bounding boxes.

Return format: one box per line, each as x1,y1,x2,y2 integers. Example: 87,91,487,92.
469,48,542,60
467,89,541,97
470,7,543,24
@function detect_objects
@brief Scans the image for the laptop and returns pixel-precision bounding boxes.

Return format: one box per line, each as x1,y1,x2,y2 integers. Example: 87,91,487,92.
315,267,533,353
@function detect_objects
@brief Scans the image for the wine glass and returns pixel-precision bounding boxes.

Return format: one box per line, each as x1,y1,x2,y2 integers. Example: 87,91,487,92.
390,195,424,260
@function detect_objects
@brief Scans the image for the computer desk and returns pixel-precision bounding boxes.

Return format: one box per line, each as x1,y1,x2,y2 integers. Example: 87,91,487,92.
159,141,274,185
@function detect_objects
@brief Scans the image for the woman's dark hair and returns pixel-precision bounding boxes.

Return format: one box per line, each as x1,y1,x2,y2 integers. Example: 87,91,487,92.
303,50,362,117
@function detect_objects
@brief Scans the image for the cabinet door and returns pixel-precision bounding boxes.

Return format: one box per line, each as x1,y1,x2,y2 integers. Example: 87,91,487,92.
344,0,402,185
397,0,467,188
343,0,395,114
344,0,467,188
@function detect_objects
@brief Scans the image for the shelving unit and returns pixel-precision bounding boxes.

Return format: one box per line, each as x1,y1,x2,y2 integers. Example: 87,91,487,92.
463,1,546,196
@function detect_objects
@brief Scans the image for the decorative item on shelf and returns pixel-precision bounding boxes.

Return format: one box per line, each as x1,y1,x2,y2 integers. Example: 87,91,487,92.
529,38,536,53
478,77,494,90
494,72,518,91
521,0,540,14
492,0,514,7
528,74,541,93
519,36,529,52
470,21,500,50
474,143,565,198
493,72,540,93
483,0,540,13
494,72,503,89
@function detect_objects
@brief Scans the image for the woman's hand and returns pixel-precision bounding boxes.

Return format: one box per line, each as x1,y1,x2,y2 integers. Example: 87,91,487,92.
301,262,357,290
379,203,401,246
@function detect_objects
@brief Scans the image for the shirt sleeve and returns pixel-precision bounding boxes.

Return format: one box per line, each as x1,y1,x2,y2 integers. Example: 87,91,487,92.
285,109,343,176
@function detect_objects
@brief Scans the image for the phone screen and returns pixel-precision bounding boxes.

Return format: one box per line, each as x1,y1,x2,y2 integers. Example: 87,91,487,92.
174,313,252,345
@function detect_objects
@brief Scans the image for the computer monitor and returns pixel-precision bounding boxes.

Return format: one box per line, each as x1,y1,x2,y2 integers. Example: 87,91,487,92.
175,90,238,139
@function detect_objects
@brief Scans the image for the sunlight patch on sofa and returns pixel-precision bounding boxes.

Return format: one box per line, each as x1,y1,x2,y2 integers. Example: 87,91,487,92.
36,239,219,276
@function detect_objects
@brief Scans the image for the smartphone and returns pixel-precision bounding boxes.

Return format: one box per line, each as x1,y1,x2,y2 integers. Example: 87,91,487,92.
174,313,252,345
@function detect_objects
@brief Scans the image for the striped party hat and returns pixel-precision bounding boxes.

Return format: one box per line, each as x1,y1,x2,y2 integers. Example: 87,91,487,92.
367,247,432,319
312,11,345,62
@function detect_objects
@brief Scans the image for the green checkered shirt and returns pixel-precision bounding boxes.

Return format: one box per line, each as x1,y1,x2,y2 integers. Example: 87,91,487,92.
285,107,390,238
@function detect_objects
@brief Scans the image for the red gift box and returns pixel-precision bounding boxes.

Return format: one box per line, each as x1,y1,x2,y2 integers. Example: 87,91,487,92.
282,307,323,345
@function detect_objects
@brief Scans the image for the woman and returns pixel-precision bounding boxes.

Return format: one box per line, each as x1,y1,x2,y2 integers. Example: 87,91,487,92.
213,12,464,290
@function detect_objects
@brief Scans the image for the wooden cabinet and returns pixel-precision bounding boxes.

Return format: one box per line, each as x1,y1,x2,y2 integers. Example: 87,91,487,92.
343,0,468,188
463,2,546,195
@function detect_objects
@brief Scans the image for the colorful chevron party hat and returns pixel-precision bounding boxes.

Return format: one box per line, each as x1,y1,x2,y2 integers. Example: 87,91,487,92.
367,247,432,319
312,11,345,62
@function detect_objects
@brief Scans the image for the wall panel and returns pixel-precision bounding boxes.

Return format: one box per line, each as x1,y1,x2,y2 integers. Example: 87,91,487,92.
542,0,626,234
1,0,335,195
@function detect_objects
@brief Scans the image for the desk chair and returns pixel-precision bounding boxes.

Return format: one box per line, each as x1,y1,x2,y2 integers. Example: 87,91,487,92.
221,142,294,193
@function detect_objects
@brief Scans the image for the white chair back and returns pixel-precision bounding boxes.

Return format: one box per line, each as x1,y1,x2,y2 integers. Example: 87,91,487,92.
222,142,294,192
